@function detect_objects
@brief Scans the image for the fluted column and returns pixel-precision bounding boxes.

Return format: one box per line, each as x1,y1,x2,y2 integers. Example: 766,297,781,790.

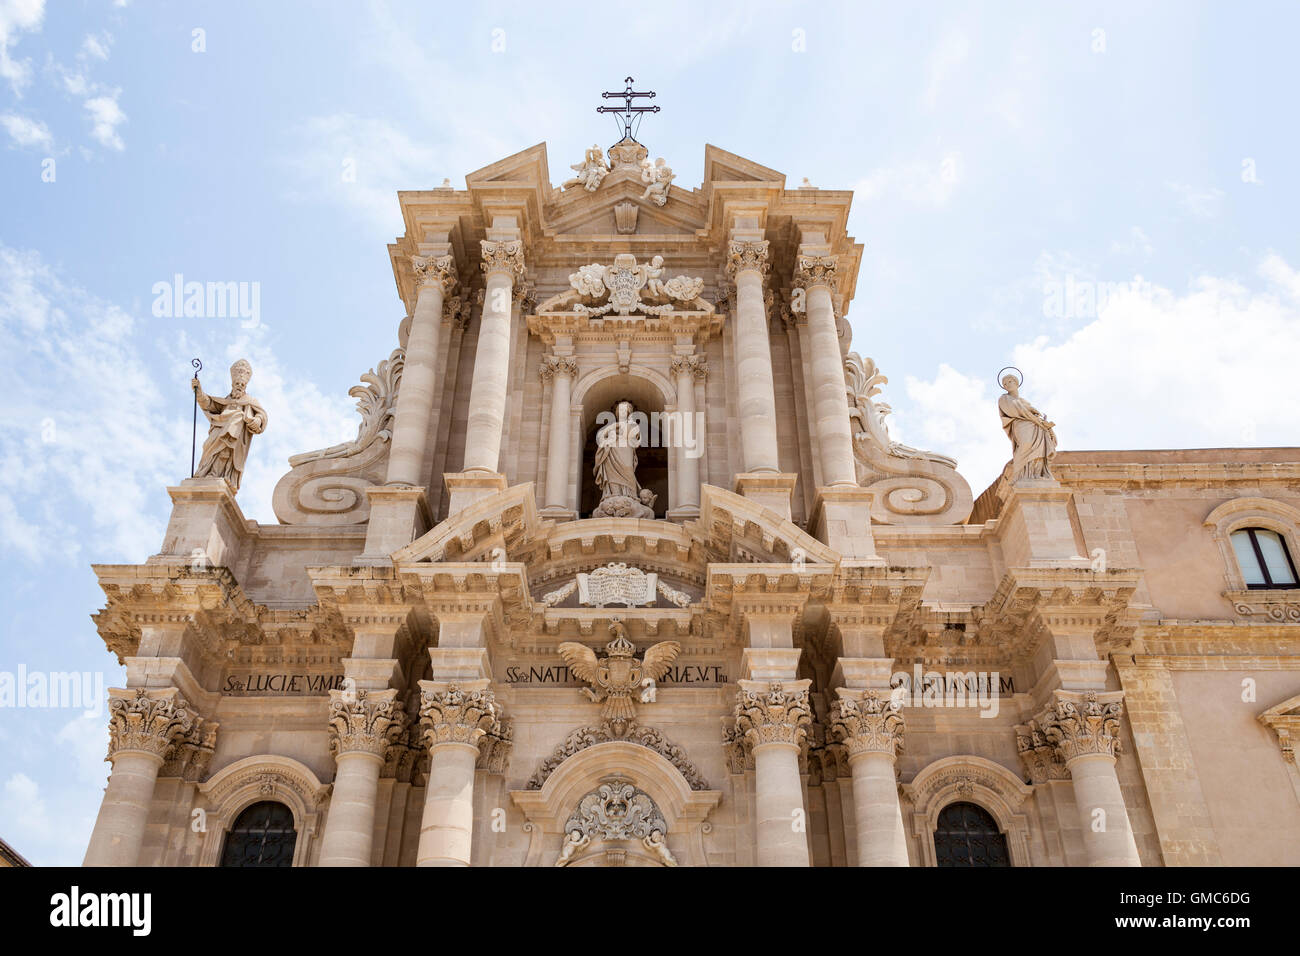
540,355,578,513
462,239,525,474
84,688,202,867
831,690,909,866
1036,691,1141,866
318,689,405,867
670,354,706,512
794,254,857,488
726,240,780,474
733,680,812,866
387,254,457,486
416,681,501,866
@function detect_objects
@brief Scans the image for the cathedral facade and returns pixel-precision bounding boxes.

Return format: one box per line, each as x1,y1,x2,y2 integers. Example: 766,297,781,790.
83,136,1300,867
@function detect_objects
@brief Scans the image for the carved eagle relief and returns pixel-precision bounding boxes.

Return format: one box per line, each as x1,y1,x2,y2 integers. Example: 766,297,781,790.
558,621,681,725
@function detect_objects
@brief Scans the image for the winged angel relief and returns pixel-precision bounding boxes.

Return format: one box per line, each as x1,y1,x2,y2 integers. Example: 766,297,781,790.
558,621,681,731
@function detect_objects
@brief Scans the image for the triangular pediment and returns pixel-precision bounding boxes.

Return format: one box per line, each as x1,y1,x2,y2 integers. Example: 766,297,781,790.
702,144,785,186
545,171,705,237
466,142,551,187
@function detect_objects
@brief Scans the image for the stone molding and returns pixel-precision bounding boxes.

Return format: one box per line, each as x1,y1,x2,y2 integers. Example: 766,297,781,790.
829,689,905,758
197,754,328,867
527,720,709,792
326,687,406,758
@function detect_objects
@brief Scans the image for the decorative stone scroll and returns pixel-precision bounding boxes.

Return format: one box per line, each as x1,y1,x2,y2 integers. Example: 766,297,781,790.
844,352,973,525
555,778,676,866
272,348,404,525
481,239,527,280
526,720,709,792
535,254,714,315
540,562,691,608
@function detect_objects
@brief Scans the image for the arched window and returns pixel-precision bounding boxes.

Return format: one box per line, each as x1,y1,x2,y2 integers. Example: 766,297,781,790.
219,801,297,867
1230,528,1299,589
933,802,1009,867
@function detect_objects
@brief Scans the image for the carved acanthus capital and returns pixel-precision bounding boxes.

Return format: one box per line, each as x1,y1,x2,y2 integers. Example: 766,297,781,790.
830,690,905,759
1015,721,1071,783
733,680,812,750
106,688,198,761
540,354,579,382
160,717,219,781
411,253,458,294
419,682,502,748
327,687,406,758
793,253,839,292
725,239,770,280
669,354,708,380
1036,691,1125,764
477,717,514,774
480,239,527,280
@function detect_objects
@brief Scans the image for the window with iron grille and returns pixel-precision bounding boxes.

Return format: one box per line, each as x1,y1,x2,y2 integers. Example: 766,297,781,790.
934,801,1009,867
219,801,297,868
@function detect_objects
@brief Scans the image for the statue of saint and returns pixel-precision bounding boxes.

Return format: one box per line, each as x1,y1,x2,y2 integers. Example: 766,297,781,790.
998,373,1056,481
192,359,267,493
592,401,656,518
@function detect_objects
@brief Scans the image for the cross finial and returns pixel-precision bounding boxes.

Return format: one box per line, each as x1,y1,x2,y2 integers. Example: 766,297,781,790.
597,76,659,145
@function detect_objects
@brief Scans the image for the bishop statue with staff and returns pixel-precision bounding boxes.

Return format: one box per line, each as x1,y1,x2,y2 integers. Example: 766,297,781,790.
191,358,267,494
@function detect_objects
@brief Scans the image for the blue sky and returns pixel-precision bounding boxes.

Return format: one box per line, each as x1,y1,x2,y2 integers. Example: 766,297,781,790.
1,1,1298,865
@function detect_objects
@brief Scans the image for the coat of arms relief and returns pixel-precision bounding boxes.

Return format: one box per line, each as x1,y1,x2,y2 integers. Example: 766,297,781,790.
536,254,714,315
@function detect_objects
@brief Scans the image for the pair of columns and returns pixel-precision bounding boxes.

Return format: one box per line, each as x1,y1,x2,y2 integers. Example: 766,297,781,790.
731,681,909,866
83,688,217,867
317,681,505,867
725,240,857,489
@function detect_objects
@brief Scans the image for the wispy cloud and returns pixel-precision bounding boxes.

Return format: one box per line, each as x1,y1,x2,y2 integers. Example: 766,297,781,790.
0,0,45,95
0,109,50,147
83,91,125,150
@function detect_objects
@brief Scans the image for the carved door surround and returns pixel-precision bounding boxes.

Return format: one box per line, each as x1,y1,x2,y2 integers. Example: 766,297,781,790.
196,755,328,867
901,755,1034,867
510,739,721,866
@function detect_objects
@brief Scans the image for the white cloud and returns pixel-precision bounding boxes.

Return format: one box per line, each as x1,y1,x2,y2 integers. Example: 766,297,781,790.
0,110,50,148
1167,181,1225,219
84,91,125,150
854,151,964,207
0,0,44,94
900,255,1300,494
80,32,110,61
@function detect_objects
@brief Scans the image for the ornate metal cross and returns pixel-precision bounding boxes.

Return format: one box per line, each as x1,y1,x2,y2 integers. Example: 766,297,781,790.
597,76,659,143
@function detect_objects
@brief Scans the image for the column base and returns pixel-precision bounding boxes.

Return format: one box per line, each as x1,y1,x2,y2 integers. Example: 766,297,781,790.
733,472,799,523
357,486,431,564
444,471,509,515
810,486,885,562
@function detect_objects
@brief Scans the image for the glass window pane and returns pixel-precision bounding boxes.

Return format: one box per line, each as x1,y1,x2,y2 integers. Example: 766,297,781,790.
1254,530,1297,586
1231,530,1266,586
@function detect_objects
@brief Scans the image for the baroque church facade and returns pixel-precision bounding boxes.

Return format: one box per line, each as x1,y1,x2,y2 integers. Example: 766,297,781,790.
83,134,1300,867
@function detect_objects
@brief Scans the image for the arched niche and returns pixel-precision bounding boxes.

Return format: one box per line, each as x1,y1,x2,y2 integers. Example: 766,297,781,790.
196,755,328,867
901,755,1034,867
510,739,721,867
571,366,677,519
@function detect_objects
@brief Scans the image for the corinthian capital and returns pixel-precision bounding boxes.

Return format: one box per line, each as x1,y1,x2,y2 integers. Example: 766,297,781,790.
411,253,458,293
1036,691,1125,763
480,239,527,280
419,681,502,748
830,690,905,758
669,354,707,379
160,717,219,781
733,680,812,750
793,253,838,292
725,239,770,279
106,688,198,761
327,687,406,758
540,354,579,382
1015,721,1071,783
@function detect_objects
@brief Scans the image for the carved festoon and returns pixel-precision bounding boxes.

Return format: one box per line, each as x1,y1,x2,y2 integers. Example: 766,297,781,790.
555,778,676,866
526,720,709,791
535,253,713,315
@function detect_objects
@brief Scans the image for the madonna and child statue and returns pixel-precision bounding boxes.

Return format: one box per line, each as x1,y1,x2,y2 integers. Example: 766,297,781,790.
592,400,658,519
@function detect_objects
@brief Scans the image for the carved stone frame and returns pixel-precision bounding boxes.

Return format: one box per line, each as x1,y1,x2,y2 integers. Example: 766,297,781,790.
1204,498,1300,618
902,755,1034,867
196,755,329,867
510,740,721,866
1259,693,1300,804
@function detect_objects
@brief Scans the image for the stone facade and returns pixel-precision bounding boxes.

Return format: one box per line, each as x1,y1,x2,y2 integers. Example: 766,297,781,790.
83,138,1300,867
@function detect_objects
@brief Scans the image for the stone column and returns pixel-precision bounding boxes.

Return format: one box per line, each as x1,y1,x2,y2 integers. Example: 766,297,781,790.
794,253,857,488
831,689,909,866
416,680,502,867
1036,690,1142,866
84,688,200,867
318,688,405,867
540,355,578,515
726,240,780,474
733,679,813,867
670,354,706,514
462,239,526,475
387,254,457,486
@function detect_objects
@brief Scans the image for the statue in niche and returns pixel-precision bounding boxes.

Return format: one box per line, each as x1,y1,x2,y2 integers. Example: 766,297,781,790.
192,358,267,493
998,371,1057,481
592,400,656,519
562,144,609,192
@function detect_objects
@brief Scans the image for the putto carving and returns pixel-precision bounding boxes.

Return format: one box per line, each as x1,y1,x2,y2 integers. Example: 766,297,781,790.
191,359,267,494
562,144,610,192
480,239,527,280
539,355,579,382
1035,691,1124,763
639,156,675,206
732,681,812,750
327,687,406,758
526,720,709,791
830,690,905,758
106,688,197,760
540,562,691,608
725,239,770,278
410,253,458,293
535,254,713,315
999,370,1057,481
792,253,838,291
558,620,681,728
418,682,502,747
556,779,675,866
